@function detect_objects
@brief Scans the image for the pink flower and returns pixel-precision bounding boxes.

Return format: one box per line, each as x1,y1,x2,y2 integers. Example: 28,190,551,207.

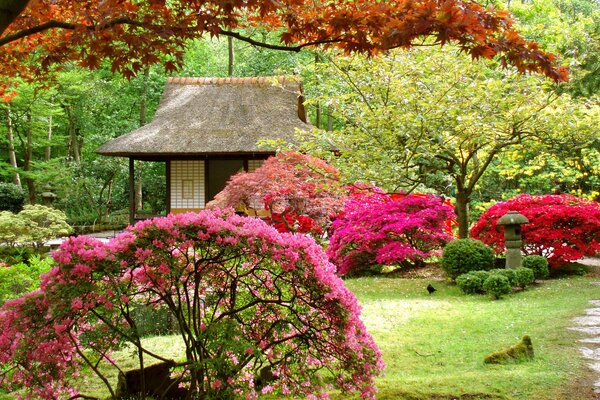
71,298,83,311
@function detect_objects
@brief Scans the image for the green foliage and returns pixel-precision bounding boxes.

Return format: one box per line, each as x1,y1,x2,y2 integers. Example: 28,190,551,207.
0,184,25,213
489,268,517,286
0,255,53,305
514,267,535,289
0,246,36,265
522,255,550,280
455,271,489,294
305,45,600,237
0,205,71,247
0,212,29,246
17,205,72,247
441,239,495,280
483,273,512,299
130,304,178,337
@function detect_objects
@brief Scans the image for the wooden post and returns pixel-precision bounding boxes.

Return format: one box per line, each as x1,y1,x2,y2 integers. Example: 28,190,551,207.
166,160,171,215
129,158,135,225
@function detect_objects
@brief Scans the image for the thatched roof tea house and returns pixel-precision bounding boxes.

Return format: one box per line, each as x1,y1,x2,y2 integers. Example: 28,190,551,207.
97,76,311,224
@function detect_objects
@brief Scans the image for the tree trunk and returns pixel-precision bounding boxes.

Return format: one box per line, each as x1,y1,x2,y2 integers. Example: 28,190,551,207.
135,68,150,214
315,102,321,129
24,111,35,204
5,104,21,186
45,97,53,161
65,105,80,164
455,186,470,239
135,170,143,213
227,36,234,76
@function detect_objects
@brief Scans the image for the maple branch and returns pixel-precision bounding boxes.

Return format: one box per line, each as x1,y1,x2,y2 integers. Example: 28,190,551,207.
219,29,302,52
0,17,150,46
219,29,344,52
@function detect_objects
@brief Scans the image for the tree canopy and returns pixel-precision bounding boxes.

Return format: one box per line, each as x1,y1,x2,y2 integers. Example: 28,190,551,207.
307,47,598,238
0,0,569,99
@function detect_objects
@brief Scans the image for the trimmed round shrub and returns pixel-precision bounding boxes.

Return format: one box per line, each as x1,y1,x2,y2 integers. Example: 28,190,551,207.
522,255,549,280
0,183,25,213
514,267,535,289
441,239,495,280
456,271,489,294
483,274,512,299
489,268,517,286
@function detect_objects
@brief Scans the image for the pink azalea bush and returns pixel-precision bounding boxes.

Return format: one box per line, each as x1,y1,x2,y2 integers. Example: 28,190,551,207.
207,152,347,235
328,189,455,276
471,194,600,267
0,209,383,399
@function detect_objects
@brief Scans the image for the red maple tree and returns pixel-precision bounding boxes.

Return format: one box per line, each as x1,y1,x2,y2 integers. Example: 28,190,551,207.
0,0,568,100
471,194,600,267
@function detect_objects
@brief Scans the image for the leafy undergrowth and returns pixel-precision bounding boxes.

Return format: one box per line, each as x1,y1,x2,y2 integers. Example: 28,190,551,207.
61,276,599,399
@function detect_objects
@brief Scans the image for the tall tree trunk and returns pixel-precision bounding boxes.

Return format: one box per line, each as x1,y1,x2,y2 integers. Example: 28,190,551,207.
45,97,53,161
24,111,35,204
455,186,470,239
135,166,143,213
65,106,80,164
228,36,234,76
5,104,21,186
135,68,150,213
315,103,321,129
327,107,333,131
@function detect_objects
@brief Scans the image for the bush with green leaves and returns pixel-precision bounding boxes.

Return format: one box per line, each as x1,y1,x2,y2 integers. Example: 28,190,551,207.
0,255,53,305
522,255,549,280
514,267,535,289
0,183,25,213
489,268,517,286
441,239,495,280
0,246,36,265
456,271,489,294
0,211,30,246
483,273,512,299
0,205,72,247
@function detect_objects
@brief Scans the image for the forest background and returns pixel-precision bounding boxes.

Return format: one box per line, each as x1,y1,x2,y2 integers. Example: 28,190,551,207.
1,0,599,233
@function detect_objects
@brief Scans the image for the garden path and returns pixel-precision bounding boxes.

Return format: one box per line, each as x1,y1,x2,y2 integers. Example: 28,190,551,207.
570,257,600,396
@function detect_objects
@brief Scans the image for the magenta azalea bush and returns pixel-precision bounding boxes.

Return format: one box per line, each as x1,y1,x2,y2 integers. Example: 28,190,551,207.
471,194,600,267
0,209,383,399
327,190,455,276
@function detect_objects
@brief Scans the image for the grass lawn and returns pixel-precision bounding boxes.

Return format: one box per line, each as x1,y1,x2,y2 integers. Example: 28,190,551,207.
342,275,598,400
7,274,598,400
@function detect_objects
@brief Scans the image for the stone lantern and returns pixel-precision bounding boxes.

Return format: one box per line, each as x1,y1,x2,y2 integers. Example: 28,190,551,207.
40,184,57,207
497,211,529,269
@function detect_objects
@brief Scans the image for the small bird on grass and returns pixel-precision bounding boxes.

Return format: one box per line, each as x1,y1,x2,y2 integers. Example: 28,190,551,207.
427,284,436,294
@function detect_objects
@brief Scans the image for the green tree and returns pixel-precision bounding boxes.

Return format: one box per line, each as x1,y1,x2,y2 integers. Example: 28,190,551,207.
508,0,600,96
310,47,599,238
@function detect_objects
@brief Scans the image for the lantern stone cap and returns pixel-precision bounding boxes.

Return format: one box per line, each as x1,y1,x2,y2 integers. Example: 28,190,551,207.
497,211,529,225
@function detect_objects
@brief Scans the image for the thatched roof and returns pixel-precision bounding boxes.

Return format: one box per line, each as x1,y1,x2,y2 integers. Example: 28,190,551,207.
97,76,310,157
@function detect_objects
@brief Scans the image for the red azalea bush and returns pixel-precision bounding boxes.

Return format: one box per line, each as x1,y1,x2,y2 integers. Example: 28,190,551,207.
0,209,383,399
327,189,455,276
471,194,600,267
207,152,347,236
